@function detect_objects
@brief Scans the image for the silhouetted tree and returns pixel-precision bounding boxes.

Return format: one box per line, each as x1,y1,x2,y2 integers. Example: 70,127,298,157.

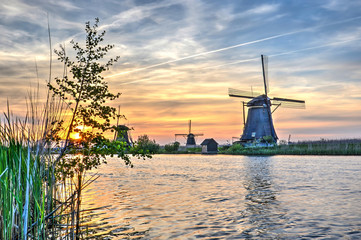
48,18,147,239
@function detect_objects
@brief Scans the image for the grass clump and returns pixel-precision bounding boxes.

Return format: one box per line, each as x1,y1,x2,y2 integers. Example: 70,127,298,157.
0,96,65,239
221,139,361,155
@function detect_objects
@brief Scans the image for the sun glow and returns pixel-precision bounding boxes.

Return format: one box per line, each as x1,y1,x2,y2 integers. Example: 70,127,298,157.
70,126,85,140
70,132,81,140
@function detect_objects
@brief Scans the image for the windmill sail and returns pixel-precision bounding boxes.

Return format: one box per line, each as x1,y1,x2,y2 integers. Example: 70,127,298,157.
175,134,188,137
271,97,305,109
228,88,260,99
261,55,269,95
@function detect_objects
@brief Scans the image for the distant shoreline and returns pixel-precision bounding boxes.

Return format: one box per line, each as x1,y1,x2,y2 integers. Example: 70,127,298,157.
155,152,361,156
219,140,361,156
157,139,361,156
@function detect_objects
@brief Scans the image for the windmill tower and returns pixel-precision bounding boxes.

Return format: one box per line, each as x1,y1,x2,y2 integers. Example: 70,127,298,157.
175,120,204,148
113,105,133,146
229,55,305,143
114,125,133,146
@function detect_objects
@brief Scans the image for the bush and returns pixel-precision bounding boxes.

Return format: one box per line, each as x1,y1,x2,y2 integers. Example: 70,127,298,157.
164,141,180,153
218,145,231,152
225,143,245,154
186,147,202,153
262,135,275,144
136,135,160,154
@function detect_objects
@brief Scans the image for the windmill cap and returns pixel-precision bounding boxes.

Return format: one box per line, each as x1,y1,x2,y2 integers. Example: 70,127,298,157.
247,95,270,106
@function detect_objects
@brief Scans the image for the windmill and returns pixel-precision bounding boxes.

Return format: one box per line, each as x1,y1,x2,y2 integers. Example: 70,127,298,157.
175,120,204,148
113,105,133,146
229,55,305,143
114,125,133,146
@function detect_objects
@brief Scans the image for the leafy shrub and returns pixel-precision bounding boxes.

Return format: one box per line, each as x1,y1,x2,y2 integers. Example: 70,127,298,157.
135,135,160,154
225,143,245,154
164,141,180,153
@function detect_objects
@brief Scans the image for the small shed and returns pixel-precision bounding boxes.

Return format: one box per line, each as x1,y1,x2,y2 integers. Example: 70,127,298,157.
200,138,218,154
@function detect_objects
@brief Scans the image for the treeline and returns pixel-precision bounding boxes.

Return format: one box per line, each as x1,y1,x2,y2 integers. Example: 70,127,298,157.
221,138,361,155
135,135,202,154
135,136,361,155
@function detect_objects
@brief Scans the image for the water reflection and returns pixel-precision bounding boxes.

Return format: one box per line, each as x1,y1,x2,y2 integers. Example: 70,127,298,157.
81,155,252,239
81,156,280,239
79,155,361,239
241,157,287,238
80,166,151,239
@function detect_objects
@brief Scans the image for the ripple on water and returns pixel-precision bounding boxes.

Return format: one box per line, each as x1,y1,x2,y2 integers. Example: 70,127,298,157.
80,155,361,239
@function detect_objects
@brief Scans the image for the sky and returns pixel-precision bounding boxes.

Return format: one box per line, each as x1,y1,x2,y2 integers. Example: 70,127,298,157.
1,0,361,145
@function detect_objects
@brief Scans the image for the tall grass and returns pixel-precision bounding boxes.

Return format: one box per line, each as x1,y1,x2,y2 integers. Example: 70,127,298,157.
222,139,361,155
0,89,115,239
0,90,71,239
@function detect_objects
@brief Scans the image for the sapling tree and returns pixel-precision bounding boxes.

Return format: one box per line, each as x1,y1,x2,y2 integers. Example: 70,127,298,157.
48,18,146,239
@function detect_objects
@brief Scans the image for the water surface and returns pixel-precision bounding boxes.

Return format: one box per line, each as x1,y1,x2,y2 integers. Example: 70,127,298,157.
82,155,361,239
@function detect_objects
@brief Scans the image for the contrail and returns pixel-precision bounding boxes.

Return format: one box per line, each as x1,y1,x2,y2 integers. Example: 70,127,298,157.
108,31,302,78
201,57,259,70
119,72,187,85
203,37,361,69
119,37,361,85
107,15,361,79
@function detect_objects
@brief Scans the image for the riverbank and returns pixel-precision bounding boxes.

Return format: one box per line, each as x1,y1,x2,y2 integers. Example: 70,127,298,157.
220,139,361,155
156,139,361,155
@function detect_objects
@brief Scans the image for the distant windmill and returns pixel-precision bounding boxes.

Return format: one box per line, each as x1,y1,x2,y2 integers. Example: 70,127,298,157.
229,55,305,143
175,120,204,147
114,125,133,146
113,105,133,146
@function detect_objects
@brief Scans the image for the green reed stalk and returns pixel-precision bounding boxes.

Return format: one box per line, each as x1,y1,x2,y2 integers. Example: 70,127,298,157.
22,145,30,238
0,88,73,239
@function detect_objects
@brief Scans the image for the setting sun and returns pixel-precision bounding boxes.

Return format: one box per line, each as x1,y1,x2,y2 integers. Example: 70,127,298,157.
70,126,85,140
70,132,81,140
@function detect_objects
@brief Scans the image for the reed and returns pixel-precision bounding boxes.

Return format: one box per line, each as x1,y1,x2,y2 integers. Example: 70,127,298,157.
0,89,72,239
222,139,361,155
